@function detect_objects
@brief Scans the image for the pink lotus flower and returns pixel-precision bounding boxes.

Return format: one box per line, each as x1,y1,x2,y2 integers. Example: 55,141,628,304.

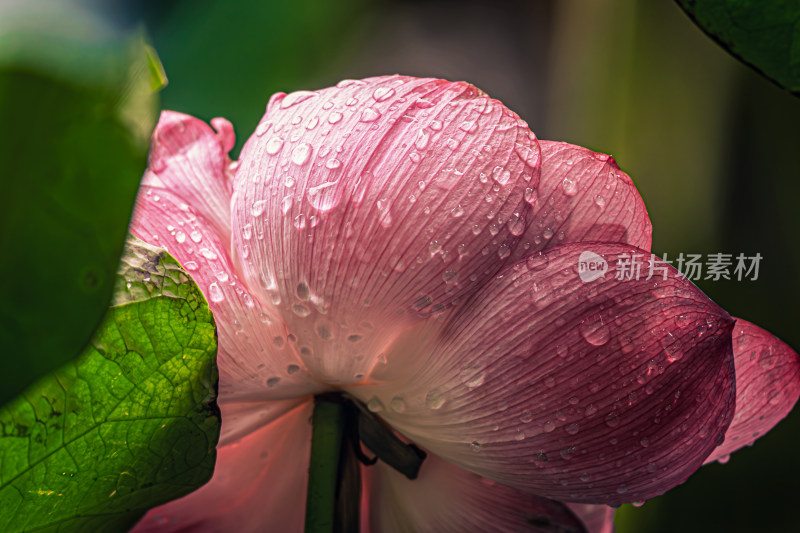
129,76,800,532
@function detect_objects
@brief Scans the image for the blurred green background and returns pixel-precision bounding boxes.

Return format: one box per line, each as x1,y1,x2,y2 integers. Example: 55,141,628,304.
42,0,800,530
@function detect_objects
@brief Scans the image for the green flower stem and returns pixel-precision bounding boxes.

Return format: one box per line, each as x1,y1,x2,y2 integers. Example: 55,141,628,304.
305,396,347,533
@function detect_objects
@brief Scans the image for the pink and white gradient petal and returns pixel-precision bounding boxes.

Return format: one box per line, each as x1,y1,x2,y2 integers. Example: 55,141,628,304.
517,141,652,257
130,185,325,405
231,75,541,385
362,453,587,533
347,243,735,505
132,401,313,533
143,111,235,243
704,318,800,463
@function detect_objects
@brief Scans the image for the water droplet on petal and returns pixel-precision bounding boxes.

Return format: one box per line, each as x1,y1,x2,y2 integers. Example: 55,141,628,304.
459,120,477,133
415,130,430,150
367,397,384,412
265,137,284,155
190,230,202,243
281,195,294,214
175,231,186,243
208,282,224,303
280,90,317,109
426,390,446,409
307,181,340,211
492,166,511,185
372,86,395,102
360,107,381,122
390,397,406,413
251,200,267,217
580,314,610,346
328,111,343,124
460,365,486,388
561,177,578,196
508,215,525,236
291,143,312,166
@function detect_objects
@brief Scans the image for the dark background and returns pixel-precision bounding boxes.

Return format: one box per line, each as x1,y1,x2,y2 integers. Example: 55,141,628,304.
135,0,800,530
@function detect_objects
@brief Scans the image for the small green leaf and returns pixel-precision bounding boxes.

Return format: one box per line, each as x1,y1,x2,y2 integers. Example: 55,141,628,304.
0,27,160,405
0,237,220,532
676,0,800,94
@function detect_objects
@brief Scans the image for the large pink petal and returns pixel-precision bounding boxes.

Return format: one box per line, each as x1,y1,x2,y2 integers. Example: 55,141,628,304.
347,242,735,504
231,75,541,384
132,400,312,533
566,504,616,533
517,141,652,257
131,184,326,405
704,318,800,463
143,111,236,243
362,452,587,533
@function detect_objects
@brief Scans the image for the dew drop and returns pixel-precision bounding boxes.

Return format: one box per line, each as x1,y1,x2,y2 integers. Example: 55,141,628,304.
292,303,311,317
390,396,406,413
373,86,395,102
360,107,381,122
208,282,224,303
287,364,300,375
561,177,578,196
251,200,267,217
328,111,343,124
426,390,446,410
281,195,294,214
580,314,610,346
175,231,186,243
415,130,430,150
508,215,525,236
460,365,486,388
307,181,340,211
291,143,312,166
459,120,478,133
265,137,284,155
492,166,511,185
280,90,317,109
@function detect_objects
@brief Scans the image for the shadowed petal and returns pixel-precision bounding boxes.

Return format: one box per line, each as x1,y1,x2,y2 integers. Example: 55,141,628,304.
130,186,325,405
348,243,735,504
566,504,616,533
132,401,313,533
231,75,541,384
143,111,235,242
704,318,800,463
517,141,652,256
362,452,587,533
